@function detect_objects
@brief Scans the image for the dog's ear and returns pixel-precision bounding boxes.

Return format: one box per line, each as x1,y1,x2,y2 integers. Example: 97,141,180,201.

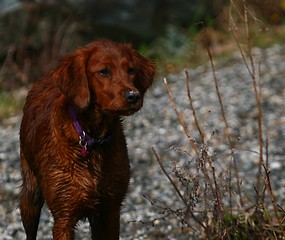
126,45,155,95
54,49,90,109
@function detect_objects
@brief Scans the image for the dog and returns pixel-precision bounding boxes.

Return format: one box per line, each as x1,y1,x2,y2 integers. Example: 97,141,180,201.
19,39,155,239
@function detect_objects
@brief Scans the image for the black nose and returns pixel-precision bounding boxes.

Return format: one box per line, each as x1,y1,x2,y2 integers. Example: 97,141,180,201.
124,90,141,104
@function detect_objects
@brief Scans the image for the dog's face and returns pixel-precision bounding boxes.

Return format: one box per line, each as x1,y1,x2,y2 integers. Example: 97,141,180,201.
56,40,155,116
86,41,155,115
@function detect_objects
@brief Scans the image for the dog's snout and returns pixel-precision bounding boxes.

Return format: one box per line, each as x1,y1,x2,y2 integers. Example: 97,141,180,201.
124,90,141,105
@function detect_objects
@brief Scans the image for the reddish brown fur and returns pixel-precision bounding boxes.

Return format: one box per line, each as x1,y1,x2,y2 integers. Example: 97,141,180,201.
19,39,155,240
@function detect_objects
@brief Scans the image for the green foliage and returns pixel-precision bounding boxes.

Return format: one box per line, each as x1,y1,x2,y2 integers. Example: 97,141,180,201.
145,25,208,75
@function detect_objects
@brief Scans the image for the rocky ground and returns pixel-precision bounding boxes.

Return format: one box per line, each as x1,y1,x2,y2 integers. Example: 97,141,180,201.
1,44,285,239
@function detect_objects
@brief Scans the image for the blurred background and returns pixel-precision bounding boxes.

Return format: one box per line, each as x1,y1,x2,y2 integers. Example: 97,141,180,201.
0,0,284,95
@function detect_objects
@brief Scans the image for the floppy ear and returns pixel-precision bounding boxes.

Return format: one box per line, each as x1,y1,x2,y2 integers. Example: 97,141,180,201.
54,49,90,109
129,47,155,94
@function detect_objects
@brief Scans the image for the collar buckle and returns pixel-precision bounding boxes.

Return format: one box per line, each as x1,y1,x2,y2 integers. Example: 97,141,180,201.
68,105,112,158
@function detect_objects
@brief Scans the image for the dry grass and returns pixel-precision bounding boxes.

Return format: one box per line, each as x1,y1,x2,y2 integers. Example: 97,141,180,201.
147,1,285,239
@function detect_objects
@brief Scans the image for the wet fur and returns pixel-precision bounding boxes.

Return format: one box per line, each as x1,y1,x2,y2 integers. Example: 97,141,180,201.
19,39,155,240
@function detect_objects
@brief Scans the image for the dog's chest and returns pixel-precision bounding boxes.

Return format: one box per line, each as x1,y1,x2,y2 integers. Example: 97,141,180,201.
76,146,130,199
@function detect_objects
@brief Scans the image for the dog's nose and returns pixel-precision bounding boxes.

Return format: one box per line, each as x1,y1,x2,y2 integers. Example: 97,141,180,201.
124,90,141,104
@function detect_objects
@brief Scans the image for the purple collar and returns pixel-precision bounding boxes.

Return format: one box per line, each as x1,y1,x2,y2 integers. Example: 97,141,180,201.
68,105,112,157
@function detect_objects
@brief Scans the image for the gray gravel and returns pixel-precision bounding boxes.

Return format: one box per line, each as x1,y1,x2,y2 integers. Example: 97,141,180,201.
1,44,285,239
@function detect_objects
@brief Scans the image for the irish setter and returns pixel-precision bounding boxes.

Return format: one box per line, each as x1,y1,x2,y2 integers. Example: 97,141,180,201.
19,39,155,240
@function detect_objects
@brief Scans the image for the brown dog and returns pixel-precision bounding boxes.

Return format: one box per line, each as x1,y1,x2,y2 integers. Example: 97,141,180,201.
19,39,155,240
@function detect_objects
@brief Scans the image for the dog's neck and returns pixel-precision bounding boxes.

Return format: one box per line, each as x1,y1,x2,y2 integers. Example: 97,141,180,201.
68,104,116,157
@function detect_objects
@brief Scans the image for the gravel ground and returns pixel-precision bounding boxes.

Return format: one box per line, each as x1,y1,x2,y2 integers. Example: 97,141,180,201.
1,44,285,239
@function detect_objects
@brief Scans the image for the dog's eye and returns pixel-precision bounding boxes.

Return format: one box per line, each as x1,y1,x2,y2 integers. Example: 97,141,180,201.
98,69,111,77
127,67,134,75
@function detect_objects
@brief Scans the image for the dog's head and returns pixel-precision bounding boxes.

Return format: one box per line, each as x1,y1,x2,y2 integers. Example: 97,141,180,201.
55,39,155,115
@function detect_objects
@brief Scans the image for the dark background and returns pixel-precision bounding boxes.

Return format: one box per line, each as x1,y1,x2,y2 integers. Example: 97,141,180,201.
0,0,283,90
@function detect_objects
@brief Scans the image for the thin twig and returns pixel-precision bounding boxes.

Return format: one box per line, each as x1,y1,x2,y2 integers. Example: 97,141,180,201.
164,78,200,157
185,69,205,143
151,147,206,229
211,166,224,220
202,29,243,207
262,164,285,235
152,147,186,206
185,69,224,221
233,0,264,206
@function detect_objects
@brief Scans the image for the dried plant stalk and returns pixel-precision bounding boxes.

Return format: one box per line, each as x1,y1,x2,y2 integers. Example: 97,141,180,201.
230,0,264,206
200,28,243,208
151,147,206,230
164,78,200,157
185,69,205,143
